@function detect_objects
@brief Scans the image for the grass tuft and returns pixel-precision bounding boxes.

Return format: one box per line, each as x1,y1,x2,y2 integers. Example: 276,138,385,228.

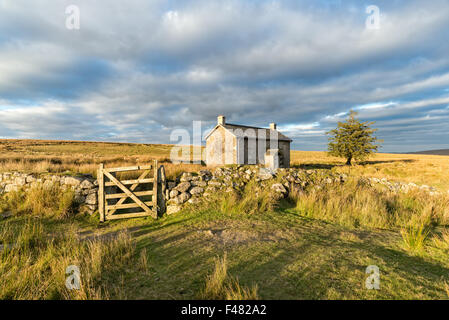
400,223,431,254
200,253,258,300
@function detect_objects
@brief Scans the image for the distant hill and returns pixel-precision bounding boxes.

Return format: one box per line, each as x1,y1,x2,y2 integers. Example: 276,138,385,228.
406,149,449,156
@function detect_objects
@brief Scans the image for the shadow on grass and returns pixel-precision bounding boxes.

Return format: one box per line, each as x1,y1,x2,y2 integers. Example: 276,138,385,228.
359,159,417,165
228,227,449,299
291,159,417,170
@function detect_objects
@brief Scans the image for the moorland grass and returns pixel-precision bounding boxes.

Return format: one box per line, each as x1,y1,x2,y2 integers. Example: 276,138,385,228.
1,139,449,299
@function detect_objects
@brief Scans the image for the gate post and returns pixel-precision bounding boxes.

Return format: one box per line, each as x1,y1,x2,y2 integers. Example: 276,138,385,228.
159,165,167,215
98,163,105,222
153,160,158,216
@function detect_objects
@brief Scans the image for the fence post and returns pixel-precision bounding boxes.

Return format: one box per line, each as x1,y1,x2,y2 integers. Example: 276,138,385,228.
98,163,105,222
159,165,167,215
153,160,158,217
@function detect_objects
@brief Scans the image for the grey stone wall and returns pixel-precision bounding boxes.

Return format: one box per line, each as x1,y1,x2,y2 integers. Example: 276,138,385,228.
164,166,447,216
0,172,98,214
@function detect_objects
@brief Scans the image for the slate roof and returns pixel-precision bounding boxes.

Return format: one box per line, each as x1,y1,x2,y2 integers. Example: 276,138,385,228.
206,123,292,142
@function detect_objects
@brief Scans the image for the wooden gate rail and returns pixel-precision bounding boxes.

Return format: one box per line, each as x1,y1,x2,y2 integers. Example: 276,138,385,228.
98,161,159,222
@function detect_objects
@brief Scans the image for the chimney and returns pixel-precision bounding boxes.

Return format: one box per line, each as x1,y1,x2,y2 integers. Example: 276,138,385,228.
218,115,226,125
269,122,277,130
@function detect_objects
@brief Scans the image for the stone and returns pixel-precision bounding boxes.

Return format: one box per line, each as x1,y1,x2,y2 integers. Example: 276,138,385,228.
208,181,222,187
167,181,177,189
4,184,18,192
26,176,36,183
199,170,212,178
14,177,26,186
177,192,191,204
169,189,179,198
85,193,97,205
74,195,86,204
188,197,201,204
175,182,191,193
167,205,181,215
191,180,207,187
180,172,193,182
80,179,94,189
63,176,83,186
271,183,287,194
189,187,204,195
88,188,98,194
258,168,274,181
81,205,97,214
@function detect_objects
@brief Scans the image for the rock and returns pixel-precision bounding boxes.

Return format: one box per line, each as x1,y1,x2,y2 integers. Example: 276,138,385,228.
177,192,191,204
214,168,224,177
169,189,179,198
26,176,36,183
63,176,83,186
191,180,207,187
198,170,212,181
167,181,177,189
80,179,94,189
85,193,97,205
175,182,191,193
271,183,287,194
188,197,201,204
180,172,193,182
74,195,86,204
167,205,181,215
258,168,274,180
4,184,18,192
14,177,26,186
88,188,98,194
208,181,222,187
82,205,97,214
199,170,212,176
189,187,204,195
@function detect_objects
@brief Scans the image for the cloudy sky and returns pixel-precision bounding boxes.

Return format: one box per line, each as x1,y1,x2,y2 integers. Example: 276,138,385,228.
0,0,448,152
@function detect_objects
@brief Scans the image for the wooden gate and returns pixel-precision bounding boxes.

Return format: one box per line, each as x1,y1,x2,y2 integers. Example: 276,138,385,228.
98,161,159,222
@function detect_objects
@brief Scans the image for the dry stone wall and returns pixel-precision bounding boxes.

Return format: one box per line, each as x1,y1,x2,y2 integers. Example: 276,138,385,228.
0,172,98,214
1,166,446,218
164,165,448,215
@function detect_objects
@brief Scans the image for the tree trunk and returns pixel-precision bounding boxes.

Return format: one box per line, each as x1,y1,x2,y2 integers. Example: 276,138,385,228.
346,157,352,166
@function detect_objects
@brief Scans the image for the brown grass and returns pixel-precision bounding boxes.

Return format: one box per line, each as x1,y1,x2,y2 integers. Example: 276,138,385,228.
1,139,449,189
291,151,449,191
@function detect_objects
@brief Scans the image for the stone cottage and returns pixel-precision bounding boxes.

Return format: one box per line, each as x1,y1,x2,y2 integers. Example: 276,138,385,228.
205,115,292,168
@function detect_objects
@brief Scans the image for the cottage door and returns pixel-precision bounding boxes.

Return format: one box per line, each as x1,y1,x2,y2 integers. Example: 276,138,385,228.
243,137,248,164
